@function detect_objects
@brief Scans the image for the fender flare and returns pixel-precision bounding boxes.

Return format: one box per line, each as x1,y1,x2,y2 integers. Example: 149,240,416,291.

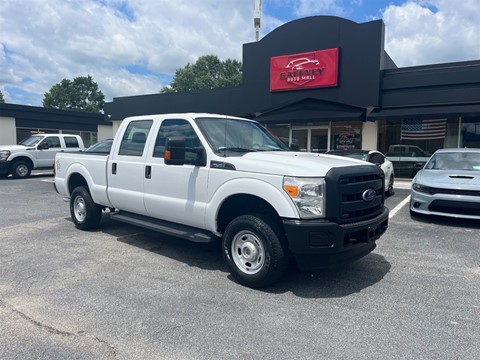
64,162,111,207
205,177,298,234
8,152,36,167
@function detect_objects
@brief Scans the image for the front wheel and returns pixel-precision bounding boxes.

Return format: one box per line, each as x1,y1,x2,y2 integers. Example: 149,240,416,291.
11,160,32,179
222,214,288,288
386,175,394,196
70,186,102,230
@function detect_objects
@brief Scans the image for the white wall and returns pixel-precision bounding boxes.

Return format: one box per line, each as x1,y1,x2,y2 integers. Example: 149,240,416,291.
97,124,114,140
362,121,377,150
111,120,122,137
0,117,17,145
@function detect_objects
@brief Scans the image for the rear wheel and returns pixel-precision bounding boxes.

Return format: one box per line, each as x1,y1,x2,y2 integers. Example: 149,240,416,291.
70,186,102,230
222,214,288,288
11,160,32,179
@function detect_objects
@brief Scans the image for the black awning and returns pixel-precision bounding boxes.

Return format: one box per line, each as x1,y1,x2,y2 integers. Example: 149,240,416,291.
368,103,480,120
254,98,367,124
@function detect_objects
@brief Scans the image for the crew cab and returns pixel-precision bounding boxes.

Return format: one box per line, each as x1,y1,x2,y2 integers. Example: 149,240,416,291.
54,113,389,288
0,133,85,178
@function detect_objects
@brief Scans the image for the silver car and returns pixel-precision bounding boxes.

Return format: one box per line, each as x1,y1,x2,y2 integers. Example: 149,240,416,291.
410,148,480,219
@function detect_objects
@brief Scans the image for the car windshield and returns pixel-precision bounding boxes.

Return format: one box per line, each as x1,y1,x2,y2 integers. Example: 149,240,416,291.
196,118,290,154
333,153,368,161
18,135,43,146
425,152,480,171
85,140,113,154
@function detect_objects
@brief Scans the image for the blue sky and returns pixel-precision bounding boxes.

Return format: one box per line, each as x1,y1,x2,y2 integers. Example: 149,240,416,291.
1,0,479,107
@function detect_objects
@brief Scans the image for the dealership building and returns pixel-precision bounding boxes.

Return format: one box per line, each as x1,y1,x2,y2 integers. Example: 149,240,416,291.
104,16,480,177
0,103,111,147
1,16,479,178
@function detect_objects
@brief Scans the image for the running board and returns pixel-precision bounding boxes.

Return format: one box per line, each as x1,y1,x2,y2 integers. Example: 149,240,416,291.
110,211,217,243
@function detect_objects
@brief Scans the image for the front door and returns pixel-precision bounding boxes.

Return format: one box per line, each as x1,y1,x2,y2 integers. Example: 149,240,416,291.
291,126,330,152
36,135,63,167
143,118,209,229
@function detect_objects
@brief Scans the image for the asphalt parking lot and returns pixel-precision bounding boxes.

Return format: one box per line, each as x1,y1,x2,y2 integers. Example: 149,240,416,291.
1,173,479,360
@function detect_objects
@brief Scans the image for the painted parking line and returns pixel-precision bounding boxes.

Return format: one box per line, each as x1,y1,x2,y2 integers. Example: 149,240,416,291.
389,195,410,219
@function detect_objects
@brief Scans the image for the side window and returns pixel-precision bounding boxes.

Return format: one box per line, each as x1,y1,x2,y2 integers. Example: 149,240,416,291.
41,136,61,148
118,120,153,156
153,119,201,161
64,136,80,148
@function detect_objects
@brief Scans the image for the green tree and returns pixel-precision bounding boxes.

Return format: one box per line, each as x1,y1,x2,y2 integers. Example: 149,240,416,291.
0,89,5,103
43,75,105,113
161,55,242,93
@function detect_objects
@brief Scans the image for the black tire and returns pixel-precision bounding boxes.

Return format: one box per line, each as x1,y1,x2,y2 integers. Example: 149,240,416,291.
70,186,102,230
11,160,32,179
222,214,288,289
386,175,394,196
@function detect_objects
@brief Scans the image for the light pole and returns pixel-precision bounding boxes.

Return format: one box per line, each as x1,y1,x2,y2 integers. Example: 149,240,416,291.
254,0,261,41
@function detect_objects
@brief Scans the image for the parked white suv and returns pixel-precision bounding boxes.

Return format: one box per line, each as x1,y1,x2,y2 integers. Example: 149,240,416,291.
0,134,85,178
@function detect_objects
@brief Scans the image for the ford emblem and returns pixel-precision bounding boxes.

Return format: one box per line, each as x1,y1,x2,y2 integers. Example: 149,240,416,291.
362,188,376,202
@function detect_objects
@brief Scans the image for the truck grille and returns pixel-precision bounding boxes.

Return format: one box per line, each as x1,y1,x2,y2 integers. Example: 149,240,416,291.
325,165,385,225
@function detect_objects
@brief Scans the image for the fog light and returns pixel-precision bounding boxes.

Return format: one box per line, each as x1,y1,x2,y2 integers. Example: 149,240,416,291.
413,202,421,208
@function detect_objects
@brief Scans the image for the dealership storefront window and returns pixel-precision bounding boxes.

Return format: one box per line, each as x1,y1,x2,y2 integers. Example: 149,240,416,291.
16,128,98,147
267,121,362,152
377,116,480,177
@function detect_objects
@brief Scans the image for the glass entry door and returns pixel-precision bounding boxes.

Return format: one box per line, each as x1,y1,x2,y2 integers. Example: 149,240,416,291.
291,126,330,153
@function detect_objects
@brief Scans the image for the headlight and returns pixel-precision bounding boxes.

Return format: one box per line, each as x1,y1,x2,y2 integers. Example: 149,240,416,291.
0,150,11,161
283,177,325,218
412,183,431,194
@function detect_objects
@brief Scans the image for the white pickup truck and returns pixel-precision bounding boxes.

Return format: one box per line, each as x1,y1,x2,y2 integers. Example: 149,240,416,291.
54,113,389,288
0,133,85,178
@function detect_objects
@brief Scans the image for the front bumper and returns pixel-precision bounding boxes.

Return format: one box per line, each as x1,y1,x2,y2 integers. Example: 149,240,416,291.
282,207,389,270
0,161,10,175
410,189,480,219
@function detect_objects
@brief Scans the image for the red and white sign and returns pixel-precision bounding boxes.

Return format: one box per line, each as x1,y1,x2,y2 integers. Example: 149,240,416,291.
270,48,339,92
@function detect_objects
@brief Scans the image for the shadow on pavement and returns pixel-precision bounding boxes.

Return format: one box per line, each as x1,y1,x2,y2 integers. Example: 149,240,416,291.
98,215,391,298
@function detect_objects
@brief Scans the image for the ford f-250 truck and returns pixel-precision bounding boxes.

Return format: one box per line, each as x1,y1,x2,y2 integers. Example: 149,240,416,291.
54,113,389,288
0,133,85,178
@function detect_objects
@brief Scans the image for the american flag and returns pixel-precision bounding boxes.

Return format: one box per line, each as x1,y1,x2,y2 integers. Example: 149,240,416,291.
400,119,447,140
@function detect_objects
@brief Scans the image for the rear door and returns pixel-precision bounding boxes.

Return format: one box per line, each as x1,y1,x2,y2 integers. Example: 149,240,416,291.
107,119,153,215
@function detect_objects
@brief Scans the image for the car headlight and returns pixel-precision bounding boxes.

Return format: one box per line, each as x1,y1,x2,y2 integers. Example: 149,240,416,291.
412,183,431,194
283,176,325,218
0,150,11,161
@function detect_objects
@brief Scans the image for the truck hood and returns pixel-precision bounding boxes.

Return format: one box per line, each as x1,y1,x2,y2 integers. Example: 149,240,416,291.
0,144,31,152
222,151,373,176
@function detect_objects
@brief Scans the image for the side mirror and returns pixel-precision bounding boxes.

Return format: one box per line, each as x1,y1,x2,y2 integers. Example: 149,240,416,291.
164,137,186,165
38,143,49,150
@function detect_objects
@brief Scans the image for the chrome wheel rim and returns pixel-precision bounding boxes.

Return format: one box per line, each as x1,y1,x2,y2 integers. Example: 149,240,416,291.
231,231,265,275
16,164,29,177
73,196,87,222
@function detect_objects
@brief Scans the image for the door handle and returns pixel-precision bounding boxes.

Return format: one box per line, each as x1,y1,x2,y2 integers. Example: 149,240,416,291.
145,165,151,179
112,163,117,174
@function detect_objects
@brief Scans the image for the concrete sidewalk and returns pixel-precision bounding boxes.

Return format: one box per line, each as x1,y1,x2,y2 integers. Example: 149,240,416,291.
394,179,412,189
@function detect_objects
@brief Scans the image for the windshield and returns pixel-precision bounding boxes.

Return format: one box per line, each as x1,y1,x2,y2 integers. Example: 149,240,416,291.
196,117,290,154
335,153,368,161
18,135,43,146
85,140,113,154
425,152,480,171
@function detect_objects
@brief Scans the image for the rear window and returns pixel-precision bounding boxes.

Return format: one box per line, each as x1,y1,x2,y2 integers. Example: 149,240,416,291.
64,136,80,148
